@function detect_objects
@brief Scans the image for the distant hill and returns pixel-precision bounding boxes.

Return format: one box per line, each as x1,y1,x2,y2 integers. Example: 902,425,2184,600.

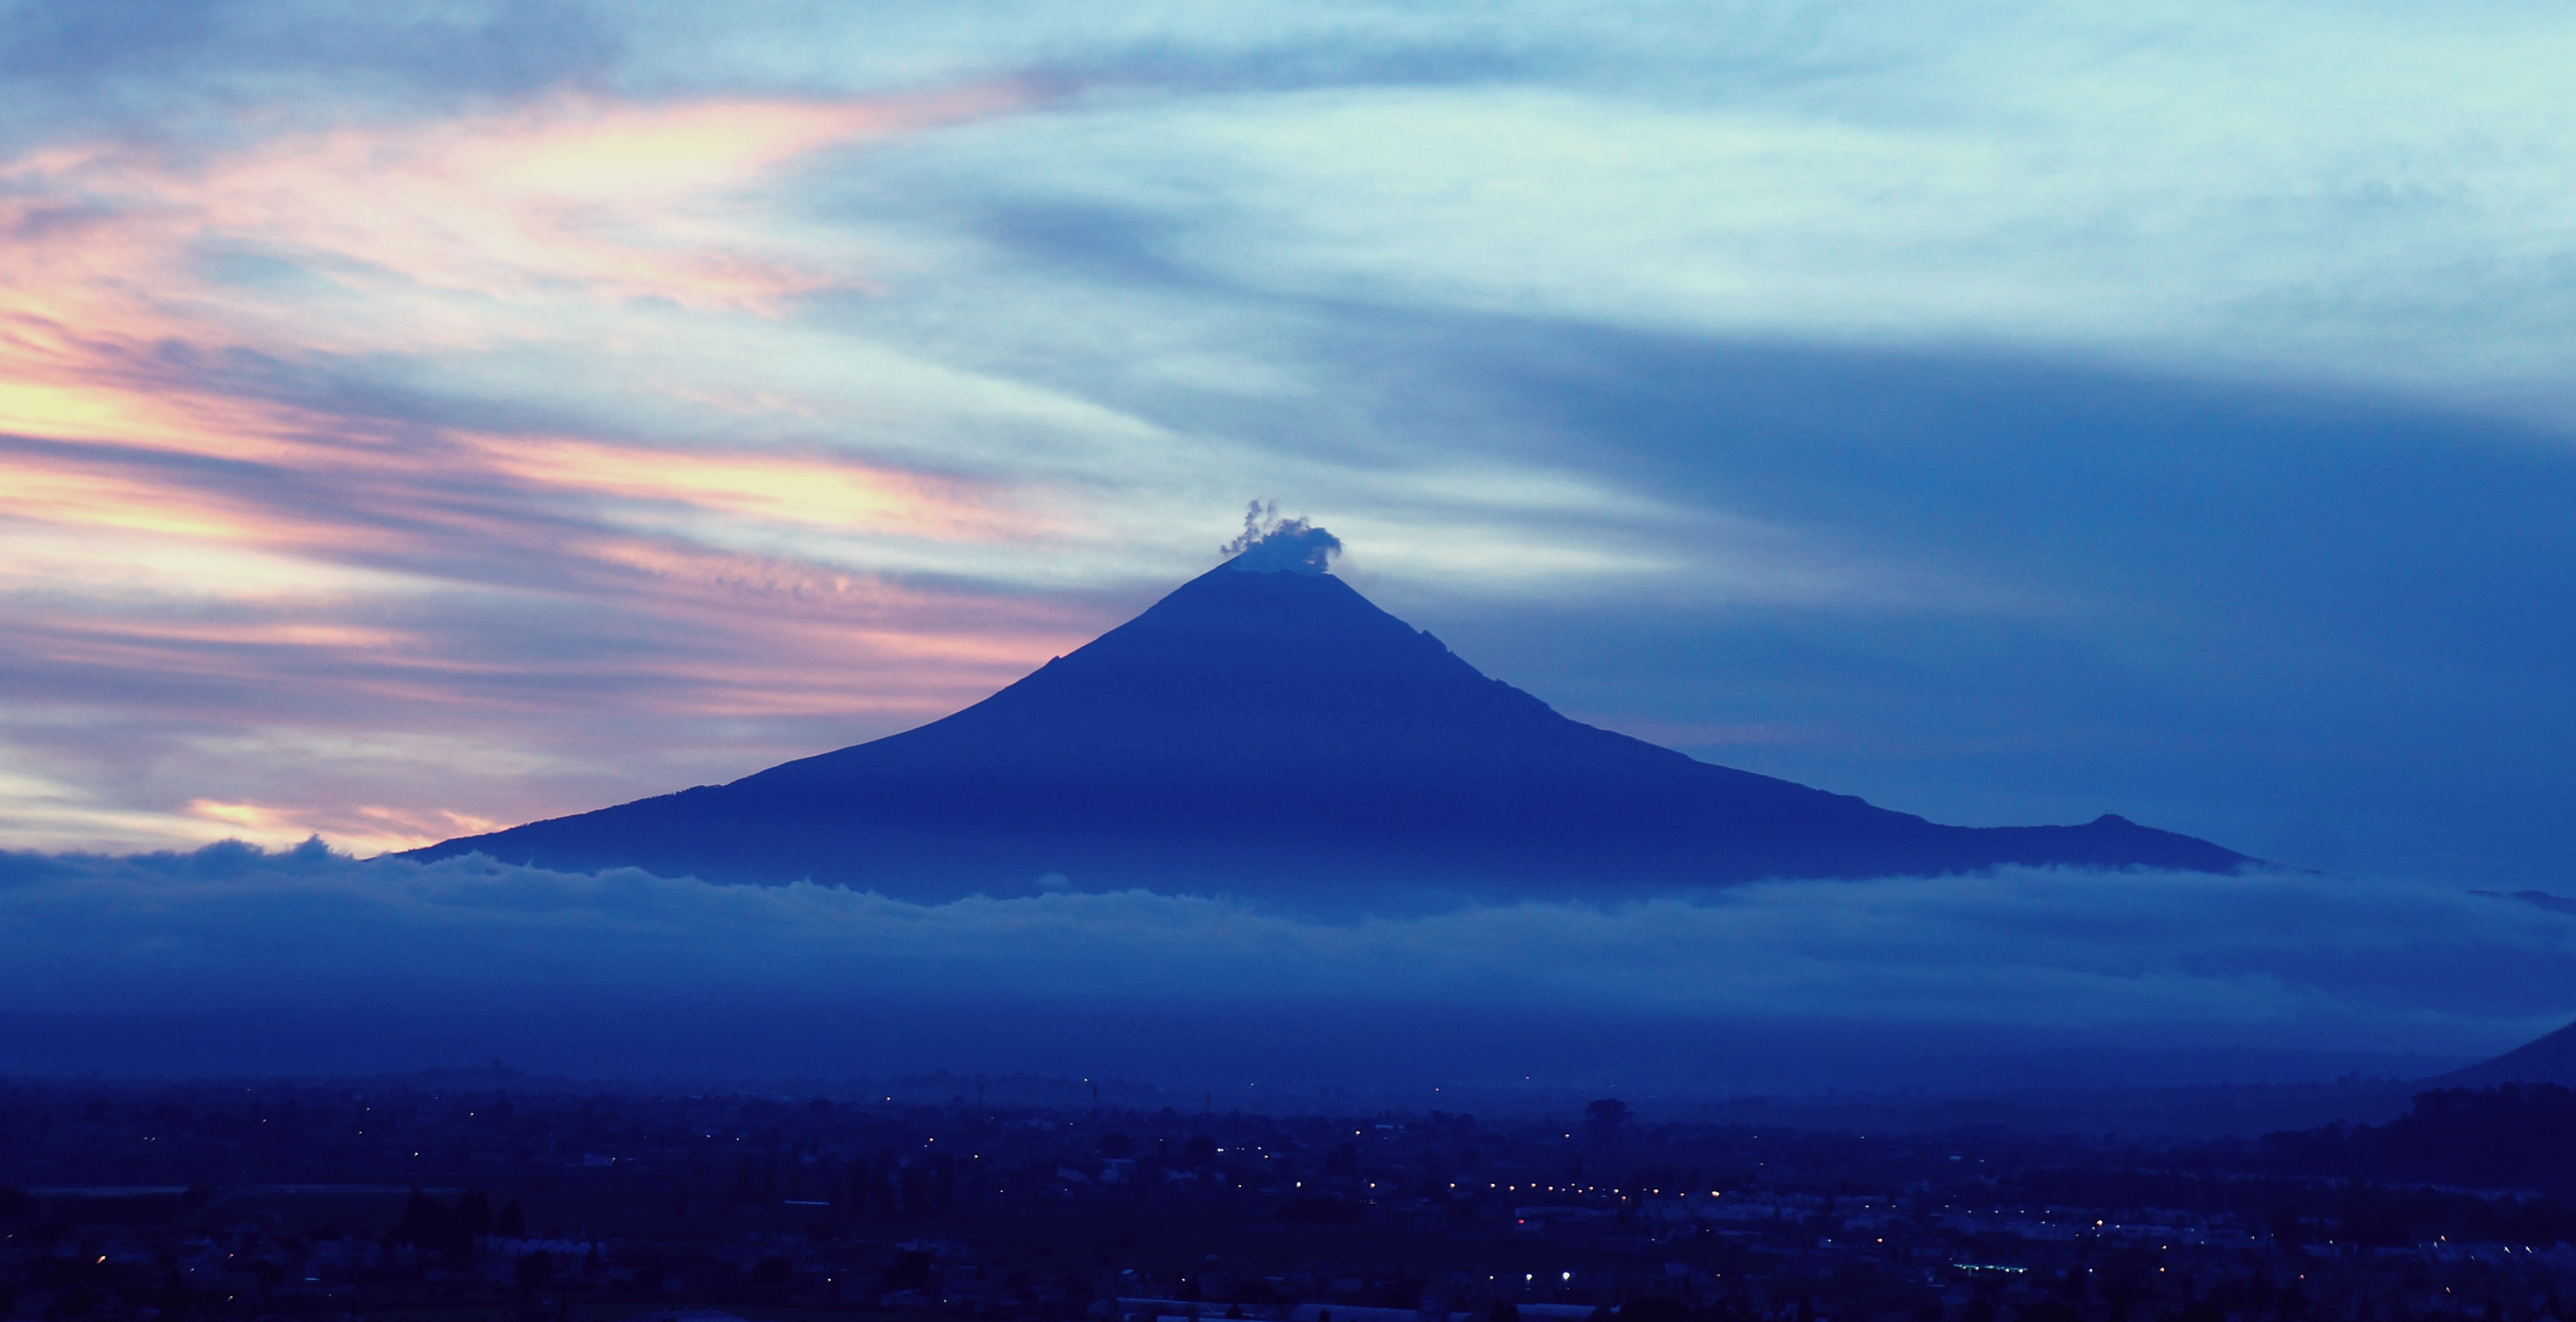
2441,1017,2576,1088
409,549,2247,905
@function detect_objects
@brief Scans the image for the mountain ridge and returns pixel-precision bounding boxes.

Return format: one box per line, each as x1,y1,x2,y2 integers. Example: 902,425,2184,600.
409,557,2248,904
2440,1017,2576,1088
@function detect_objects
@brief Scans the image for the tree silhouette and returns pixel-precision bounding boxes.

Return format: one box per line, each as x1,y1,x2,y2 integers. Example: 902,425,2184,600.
1585,1099,1630,1146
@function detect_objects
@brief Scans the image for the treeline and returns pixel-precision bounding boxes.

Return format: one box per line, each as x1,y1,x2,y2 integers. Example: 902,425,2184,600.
2261,1084,2576,1196
386,1186,527,1260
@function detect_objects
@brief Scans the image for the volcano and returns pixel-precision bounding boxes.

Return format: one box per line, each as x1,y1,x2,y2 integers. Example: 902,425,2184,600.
2441,1018,2576,1088
411,545,2247,904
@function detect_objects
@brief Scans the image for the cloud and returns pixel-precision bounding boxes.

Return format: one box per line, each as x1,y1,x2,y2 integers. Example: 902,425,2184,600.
0,79,1124,853
1031,5,2576,419
0,843,2567,1086
0,1,622,107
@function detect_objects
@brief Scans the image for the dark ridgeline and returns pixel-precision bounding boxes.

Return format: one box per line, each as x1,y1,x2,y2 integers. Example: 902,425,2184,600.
2262,1082,2576,1198
409,553,2245,903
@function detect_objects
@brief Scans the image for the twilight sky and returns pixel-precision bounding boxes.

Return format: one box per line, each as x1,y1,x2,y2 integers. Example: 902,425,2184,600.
5,1,2575,885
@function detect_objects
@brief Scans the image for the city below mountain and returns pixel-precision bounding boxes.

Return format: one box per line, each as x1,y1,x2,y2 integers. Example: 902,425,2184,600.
411,546,2248,905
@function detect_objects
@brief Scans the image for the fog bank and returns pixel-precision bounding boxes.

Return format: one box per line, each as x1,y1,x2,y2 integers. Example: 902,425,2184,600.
1,843,2556,1090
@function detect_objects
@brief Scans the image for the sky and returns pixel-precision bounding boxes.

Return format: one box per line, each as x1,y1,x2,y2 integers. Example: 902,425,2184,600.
4,3,2575,893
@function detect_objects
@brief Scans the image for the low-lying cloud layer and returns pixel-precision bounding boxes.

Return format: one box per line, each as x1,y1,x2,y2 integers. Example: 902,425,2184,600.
3,844,2565,1088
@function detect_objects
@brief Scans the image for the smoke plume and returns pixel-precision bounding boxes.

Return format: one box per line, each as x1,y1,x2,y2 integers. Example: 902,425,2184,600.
1221,499,1341,574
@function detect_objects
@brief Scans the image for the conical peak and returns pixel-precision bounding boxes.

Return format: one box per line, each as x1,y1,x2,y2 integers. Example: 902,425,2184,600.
1115,555,1432,660
918,550,1567,780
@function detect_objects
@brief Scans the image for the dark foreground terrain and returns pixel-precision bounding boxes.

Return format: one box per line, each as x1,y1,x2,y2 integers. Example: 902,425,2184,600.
4,1072,2572,1322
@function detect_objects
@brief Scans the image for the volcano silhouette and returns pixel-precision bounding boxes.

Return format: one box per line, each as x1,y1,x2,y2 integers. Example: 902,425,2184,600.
412,552,2246,903
2440,1017,2576,1087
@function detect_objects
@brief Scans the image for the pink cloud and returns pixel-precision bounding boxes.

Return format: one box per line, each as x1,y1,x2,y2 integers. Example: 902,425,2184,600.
0,81,1116,854
457,432,1046,541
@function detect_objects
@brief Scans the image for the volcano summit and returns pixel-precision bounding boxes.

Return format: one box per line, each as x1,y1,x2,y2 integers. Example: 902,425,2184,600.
412,527,2245,904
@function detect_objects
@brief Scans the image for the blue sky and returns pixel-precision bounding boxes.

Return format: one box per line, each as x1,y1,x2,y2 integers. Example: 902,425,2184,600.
1,0,2572,896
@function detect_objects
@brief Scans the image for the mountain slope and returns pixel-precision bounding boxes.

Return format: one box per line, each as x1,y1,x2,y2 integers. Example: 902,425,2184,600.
409,558,2247,903
2441,1018,2576,1087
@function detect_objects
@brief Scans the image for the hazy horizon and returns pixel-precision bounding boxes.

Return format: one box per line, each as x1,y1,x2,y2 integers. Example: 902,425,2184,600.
0,836,2555,1093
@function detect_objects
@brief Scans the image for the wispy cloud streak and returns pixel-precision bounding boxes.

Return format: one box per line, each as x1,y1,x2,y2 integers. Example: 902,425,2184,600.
0,80,1108,852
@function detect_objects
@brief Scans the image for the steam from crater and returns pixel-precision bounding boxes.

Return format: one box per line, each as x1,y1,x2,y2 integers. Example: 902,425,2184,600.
1221,499,1341,574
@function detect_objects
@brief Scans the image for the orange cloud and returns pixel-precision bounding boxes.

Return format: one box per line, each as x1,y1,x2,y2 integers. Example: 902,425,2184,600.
0,80,1123,857
3,82,1034,331
0,81,1060,578
0,79,1040,480
0,445,435,570
0,362,339,466
0,460,270,543
340,804,506,854
175,798,506,855
186,798,294,833
462,433,1041,540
